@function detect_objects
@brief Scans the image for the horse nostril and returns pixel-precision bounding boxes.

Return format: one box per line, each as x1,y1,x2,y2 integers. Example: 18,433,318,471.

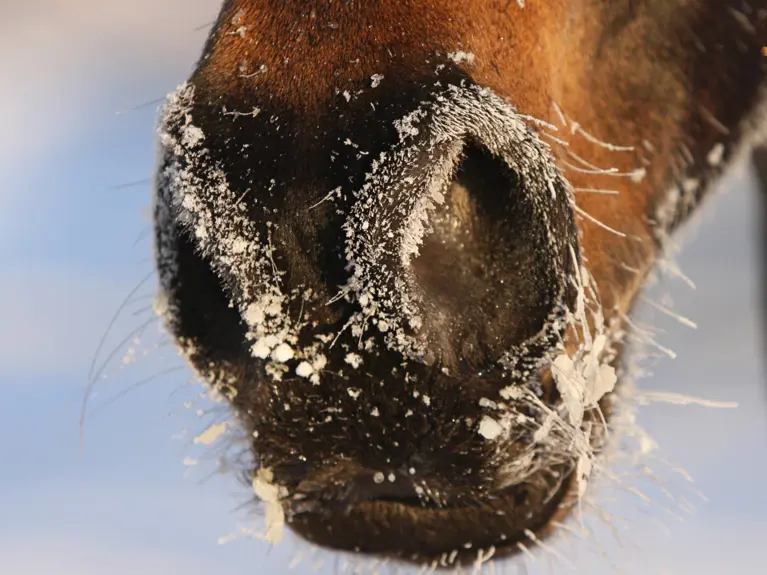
410,143,560,366
344,84,580,372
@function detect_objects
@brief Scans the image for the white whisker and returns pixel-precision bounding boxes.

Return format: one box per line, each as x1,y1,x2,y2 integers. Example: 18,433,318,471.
639,295,698,329
572,204,627,238
560,159,620,175
519,114,559,131
540,131,570,147
522,529,576,571
571,123,635,152
572,187,620,195
551,100,568,128
516,541,537,562
566,149,605,171
637,391,738,409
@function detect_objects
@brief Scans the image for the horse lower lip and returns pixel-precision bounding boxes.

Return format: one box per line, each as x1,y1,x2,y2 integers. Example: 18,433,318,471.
286,463,578,566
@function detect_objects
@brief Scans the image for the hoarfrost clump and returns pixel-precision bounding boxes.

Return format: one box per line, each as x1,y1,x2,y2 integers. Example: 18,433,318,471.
193,421,228,446
344,352,363,368
478,416,504,440
252,467,288,544
295,361,313,377
474,236,619,496
447,51,476,65
707,142,725,166
552,334,618,427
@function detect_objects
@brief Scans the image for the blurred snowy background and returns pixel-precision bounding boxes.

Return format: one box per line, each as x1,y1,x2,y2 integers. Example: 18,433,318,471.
1,1,765,573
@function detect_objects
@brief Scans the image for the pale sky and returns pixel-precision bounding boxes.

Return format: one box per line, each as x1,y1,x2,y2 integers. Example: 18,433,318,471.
1,2,765,573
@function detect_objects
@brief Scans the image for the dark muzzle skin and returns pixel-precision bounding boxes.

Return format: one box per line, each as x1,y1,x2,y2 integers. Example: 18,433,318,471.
152,0,767,569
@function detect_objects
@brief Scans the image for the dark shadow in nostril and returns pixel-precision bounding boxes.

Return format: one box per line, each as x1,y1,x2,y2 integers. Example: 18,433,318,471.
410,142,563,370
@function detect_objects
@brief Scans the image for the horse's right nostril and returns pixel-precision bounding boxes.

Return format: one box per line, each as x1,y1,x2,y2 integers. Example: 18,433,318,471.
410,143,562,368
344,84,580,372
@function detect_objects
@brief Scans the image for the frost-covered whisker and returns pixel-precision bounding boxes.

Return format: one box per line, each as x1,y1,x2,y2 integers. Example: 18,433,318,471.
559,160,623,177
569,123,635,153
635,391,738,409
550,100,634,152
565,149,611,172
638,295,698,329
571,187,620,195
618,311,678,360
86,269,155,385
540,131,570,148
571,204,628,238
81,313,159,434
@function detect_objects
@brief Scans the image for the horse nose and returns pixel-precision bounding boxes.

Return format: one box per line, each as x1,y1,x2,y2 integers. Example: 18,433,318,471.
344,84,579,373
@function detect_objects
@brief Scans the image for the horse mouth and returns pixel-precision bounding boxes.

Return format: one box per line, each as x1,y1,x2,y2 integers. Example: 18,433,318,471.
240,339,617,568
260,354,616,568
286,463,578,567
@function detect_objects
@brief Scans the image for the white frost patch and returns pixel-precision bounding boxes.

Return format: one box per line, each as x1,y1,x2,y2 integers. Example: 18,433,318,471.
707,143,725,167
347,388,362,399
193,422,228,445
478,416,504,440
552,334,617,427
370,74,384,88
629,167,647,183
152,291,169,317
448,50,475,65
252,467,288,545
271,342,294,363
252,334,281,359
295,361,313,377
575,454,593,499
478,397,498,409
399,148,458,267
312,354,327,371
344,353,363,368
